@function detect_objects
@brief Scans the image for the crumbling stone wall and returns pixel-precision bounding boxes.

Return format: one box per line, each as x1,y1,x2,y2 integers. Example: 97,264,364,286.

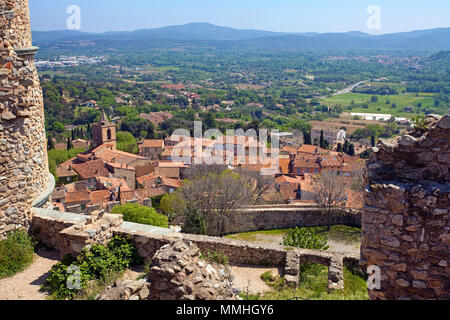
174,205,361,236
32,208,355,291
31,209,123,258
0,0,50,239
361,114,450,300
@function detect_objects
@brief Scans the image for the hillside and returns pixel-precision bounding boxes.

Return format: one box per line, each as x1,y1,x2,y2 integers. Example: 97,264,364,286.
32,23,450,53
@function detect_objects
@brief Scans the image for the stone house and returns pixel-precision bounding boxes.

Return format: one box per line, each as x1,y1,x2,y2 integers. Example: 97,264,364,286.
72,159,110,190
139,139,165,160
56,165,78,185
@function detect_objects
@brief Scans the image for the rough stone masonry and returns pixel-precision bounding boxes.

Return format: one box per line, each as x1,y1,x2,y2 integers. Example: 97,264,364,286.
361,114,450,299
0,0,51,239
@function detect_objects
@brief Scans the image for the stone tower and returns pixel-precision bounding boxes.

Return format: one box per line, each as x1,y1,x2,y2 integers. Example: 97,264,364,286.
0,0,53,239
361,114,449,299
92,110,116,148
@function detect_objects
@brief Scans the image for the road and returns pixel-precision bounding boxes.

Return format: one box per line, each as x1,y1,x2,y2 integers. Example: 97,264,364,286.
316,80,370,100
331,80,370,96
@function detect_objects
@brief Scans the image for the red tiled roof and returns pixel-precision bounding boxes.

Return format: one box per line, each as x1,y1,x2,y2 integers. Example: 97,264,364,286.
297,145,319,154
120,189,148,203
90,190,111,205
56,165,77,178
140,139,164,149
65,191,91,204
72,159,110,180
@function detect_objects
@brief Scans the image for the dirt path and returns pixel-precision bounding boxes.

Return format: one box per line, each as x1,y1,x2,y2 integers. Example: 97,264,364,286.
230,265,282,295
0,249,60,300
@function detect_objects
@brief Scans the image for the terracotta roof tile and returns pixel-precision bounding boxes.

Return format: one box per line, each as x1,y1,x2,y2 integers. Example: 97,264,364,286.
65,191,91,204
140,139,164,149
72,160,110,180
90,190,111,205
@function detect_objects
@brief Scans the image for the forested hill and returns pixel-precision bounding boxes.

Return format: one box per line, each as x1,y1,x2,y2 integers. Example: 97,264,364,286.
33,23,450,53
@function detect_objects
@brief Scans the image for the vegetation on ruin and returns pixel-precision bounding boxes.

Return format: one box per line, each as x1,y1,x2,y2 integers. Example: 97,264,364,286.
44,235,142,299
225,225,361,245
0,230,35,279
111,203,169,228
283,227,329,251
199,250,229,266
244,266,369,300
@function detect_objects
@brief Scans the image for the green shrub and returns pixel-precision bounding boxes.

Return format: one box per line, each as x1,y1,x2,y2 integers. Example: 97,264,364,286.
283,227,329,251
0,230,35,279
199,250,229,266
44,235,142,299
111,203,168,227
412,114,427,132
260,271,276,283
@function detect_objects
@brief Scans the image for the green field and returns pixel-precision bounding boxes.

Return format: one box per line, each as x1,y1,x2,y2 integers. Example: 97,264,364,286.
321,92,436,117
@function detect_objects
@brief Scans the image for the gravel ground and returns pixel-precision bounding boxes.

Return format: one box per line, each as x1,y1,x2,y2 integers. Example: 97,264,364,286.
0,249,60,300
230,264,283,294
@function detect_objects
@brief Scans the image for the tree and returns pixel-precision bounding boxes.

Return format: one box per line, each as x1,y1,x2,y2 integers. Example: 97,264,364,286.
319,130,325,148
67,137,72,150
348,144,355,156
343,140,349,154
47,136,55,150
314,171,347,231
175,169,260,236
111,203,168,227
371,96,378,103
116,131,138,154
370,135,376,147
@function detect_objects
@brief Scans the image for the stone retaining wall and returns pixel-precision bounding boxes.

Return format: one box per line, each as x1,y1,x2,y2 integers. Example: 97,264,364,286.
31,208,359,291
175,205,361,236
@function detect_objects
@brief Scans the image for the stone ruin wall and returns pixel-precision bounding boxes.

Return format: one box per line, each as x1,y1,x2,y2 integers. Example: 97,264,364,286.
173,206,361,236
0,0,50,239
361,114,450,300
31,208,360,292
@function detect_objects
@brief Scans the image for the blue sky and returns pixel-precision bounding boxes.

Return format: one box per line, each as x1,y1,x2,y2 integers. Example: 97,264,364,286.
30,0,450,34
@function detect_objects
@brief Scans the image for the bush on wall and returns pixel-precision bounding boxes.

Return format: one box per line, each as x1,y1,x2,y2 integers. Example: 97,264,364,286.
44,235,142,299
0,230,35,279
111,203,168,228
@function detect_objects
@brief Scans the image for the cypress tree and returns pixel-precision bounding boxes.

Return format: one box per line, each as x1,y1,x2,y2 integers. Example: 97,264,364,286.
343,140,349,154
319,130,325,148
348,144,355,156
47,136,54,150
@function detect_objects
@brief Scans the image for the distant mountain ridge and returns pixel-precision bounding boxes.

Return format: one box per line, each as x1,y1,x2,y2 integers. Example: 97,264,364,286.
32,22,450,52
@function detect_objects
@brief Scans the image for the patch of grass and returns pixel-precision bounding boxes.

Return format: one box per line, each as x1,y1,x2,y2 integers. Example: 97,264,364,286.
0,230,35,279
75,269,125,300
321,92,436,117
254,266,369,300
225,225,361,245
225,229,288,242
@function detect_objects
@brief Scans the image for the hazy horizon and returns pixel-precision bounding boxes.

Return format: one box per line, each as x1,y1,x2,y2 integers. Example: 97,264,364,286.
31,22,450,36
30,0,450,35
